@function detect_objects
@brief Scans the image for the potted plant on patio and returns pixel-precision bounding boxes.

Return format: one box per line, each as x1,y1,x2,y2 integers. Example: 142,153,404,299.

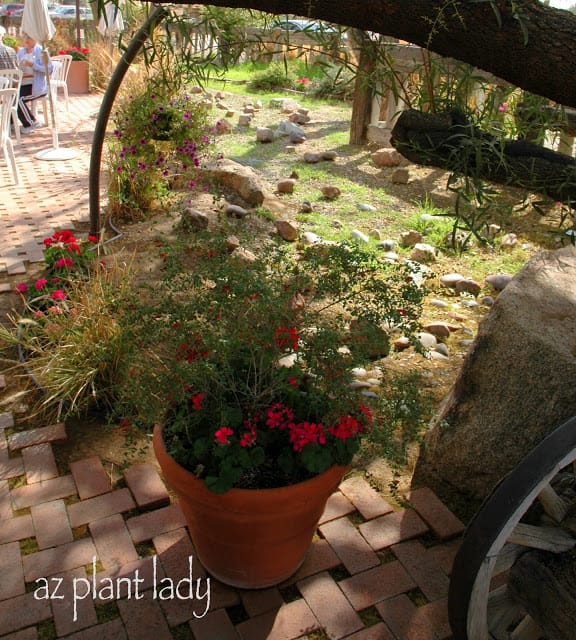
116,234,425,588
58,46,89,94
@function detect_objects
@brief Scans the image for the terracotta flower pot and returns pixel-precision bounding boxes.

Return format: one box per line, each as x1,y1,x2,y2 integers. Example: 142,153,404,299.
67,60,89,94
153,423,347,589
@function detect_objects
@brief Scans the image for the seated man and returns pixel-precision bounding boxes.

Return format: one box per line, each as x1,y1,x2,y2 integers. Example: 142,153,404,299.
17,33,53,133
0,26,18,70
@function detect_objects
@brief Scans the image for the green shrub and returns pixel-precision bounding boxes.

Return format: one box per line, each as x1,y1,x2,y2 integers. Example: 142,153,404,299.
250,63,296,91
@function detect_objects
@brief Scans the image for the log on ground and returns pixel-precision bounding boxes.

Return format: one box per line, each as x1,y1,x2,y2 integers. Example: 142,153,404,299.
391,108,576,204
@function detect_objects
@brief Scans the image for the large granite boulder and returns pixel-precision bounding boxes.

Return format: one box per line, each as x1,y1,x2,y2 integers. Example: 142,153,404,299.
415,245,576,503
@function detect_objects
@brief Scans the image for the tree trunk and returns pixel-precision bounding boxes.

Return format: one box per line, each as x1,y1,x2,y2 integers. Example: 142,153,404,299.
161,0,576,109
349,31,375,145
509,549,576,640
390,108,576,203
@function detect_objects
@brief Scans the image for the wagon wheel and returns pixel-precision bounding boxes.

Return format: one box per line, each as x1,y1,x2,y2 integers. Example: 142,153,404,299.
448,415,576,640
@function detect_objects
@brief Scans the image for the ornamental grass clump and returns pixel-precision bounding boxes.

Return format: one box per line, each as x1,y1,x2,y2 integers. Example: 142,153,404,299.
0,253,135,421
116,235,425,493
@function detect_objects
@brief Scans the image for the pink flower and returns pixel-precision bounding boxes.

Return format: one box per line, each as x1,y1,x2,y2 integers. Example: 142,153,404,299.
54,257,73,269
240,421,257,448
498,102,509,113
34,278,48,291
51,290,67,301
214,426,234,444
14,283,28,294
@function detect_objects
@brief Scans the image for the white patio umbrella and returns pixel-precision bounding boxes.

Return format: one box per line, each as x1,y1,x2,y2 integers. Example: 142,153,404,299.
97,4,124,73
21,0,78,160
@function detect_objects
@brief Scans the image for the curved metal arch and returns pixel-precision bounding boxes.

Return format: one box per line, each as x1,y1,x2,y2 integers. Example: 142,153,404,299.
88,4,169,236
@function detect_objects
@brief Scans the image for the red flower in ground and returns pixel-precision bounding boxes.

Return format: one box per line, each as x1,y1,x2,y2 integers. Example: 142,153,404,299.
214,426,233,444
54,257,74,269
35,278,48,291
274,327,299,351
14,282,28,294
51,289,67,301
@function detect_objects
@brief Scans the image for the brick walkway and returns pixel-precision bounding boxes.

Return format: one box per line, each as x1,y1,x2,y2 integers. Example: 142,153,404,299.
0,93,102,277
0,402,463,640
0,92,464,640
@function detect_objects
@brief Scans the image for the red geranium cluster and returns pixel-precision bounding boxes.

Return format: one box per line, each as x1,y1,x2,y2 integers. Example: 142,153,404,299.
202,396,369,454
58,46,89,61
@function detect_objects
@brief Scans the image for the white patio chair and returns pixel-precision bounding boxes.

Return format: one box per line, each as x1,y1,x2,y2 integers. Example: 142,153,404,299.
35,60,63,127
0,68,23,144
50,54,72,110
0,88,19,184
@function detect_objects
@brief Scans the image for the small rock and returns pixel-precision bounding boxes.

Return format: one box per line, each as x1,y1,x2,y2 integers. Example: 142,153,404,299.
322,151,338,161
289,133,306,144
458,339,474,348
429,350,450,361
486,223,501,239
233,247,257,262
443,231,469,250
454,279,481,296
369,228,383,241
301,231,322,245
351,367,368,378
275,219,299,242
289,112,311,125
435,343,450,357
276,121,305,138
481,296,495,307
371,147,404,168
238,114,252,126
460,299,479,307
423,322,451,338
303,152,324,164
216,101,231,111
377,239,396,252
256,127,274,143
418,332,438,349
277,178,296,194
180,208,209,231
350,229,369,243
332,220,343,229
485,273,513,291
349,380,372,389
391,168,410,184
410,243,436,264
254,100,263,109
321,185,341,200
285,145,297,153
243,105,256,115
500,233,518,249
381,251,399,262
440,273,466,288
216,119,233,133
225,110,236,119
399,230,423,248
429,298,450,308
357,203,376,212
300,201,313,213
226,236,240,251
394,336,411,351
224,204,249,219
190,86,204,94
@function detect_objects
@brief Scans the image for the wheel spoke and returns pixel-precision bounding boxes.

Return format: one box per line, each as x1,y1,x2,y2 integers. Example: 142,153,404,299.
510,614,543,640
538,483,567,523
507,522,575,553
487,585,523,640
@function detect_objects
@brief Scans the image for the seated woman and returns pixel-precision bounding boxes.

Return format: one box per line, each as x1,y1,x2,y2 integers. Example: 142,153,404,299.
17,33,53,134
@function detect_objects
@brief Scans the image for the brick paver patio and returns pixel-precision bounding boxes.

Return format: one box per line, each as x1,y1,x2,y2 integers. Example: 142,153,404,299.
0,91,464,639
